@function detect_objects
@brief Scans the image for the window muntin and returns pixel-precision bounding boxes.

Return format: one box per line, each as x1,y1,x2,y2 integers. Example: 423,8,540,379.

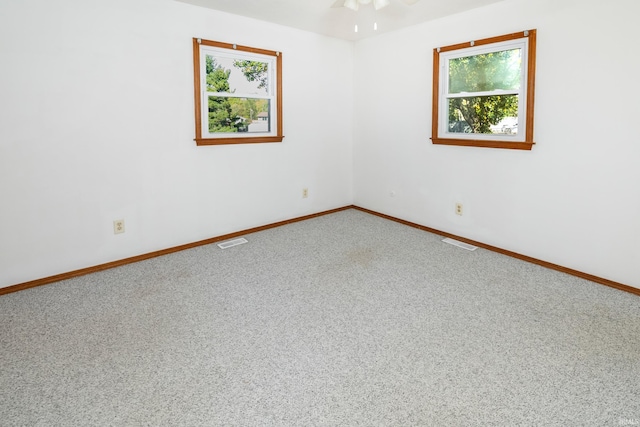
193,39,283,146
431,30,536,150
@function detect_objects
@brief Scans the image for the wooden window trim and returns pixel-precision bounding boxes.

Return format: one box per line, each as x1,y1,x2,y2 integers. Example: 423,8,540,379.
431,30,537,150
193,38,283,146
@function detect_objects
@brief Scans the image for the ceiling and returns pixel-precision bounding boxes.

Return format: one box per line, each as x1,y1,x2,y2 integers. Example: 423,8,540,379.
175,0,507,41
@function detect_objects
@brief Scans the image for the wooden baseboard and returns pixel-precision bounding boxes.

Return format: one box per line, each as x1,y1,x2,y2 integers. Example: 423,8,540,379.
352,206,640,297
0,206,352,296
2,204,637,298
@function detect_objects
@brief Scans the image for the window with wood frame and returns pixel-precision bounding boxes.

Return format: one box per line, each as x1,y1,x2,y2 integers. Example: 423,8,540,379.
431,30,536,150
192,38,283,146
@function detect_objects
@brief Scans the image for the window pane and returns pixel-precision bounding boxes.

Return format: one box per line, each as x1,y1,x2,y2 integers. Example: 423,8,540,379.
448,48,521,94
447,95,518,135
206,55,269,95
208,97,271,134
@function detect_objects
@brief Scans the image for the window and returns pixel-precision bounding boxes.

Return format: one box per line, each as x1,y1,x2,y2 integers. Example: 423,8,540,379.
192,38,283,146
431,30,536,150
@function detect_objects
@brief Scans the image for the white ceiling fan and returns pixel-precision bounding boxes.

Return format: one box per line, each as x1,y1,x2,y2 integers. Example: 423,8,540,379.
332,0,420,11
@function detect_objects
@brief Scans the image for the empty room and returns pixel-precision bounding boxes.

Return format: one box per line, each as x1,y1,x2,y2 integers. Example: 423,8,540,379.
1,0,639,425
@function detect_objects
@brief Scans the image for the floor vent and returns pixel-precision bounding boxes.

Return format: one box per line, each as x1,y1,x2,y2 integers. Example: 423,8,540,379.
217,238,248,249
442,238,478,251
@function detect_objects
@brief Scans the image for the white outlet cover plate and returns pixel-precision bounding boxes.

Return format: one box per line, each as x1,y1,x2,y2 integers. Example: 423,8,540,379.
113,220,125,234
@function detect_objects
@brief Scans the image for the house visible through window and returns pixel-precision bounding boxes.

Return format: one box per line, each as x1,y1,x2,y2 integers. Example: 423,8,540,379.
431,30,536,150
192,38,283,146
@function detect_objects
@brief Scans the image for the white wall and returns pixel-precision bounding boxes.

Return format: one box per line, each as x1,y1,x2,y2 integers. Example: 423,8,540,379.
0,0,354,288
3,0,639,291
353,0,640,288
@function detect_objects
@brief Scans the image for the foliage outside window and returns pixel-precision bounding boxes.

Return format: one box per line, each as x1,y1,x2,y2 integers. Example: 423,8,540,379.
193,38,283,145
431,30,536,150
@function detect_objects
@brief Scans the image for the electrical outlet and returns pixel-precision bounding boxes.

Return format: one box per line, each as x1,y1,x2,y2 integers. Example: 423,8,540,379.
302,188,308,198
455,203,463,216
113,219,125,234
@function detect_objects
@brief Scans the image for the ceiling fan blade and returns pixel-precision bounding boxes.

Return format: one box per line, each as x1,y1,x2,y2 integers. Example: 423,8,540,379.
333,0,412,10
344,0,360,10
373,0,391,10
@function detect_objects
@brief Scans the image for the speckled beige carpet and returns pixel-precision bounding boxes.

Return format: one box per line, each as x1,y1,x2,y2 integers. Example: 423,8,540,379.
1,209,639,426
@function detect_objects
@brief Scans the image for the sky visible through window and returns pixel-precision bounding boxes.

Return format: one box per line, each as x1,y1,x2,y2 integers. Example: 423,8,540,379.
210,55,268,96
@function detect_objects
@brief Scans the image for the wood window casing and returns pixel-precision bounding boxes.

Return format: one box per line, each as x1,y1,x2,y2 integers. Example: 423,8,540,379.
192,38,283,146
431,30,537,150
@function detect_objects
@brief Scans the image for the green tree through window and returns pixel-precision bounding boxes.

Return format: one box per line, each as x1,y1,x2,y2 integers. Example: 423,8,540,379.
206,56,245,133
448,50,520,134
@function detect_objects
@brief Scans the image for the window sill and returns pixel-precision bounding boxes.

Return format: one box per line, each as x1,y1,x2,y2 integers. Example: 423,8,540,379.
431,137,534,150
195,136,284,146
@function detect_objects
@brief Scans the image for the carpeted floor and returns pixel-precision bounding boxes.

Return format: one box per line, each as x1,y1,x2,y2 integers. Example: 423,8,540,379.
1,209,639,426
